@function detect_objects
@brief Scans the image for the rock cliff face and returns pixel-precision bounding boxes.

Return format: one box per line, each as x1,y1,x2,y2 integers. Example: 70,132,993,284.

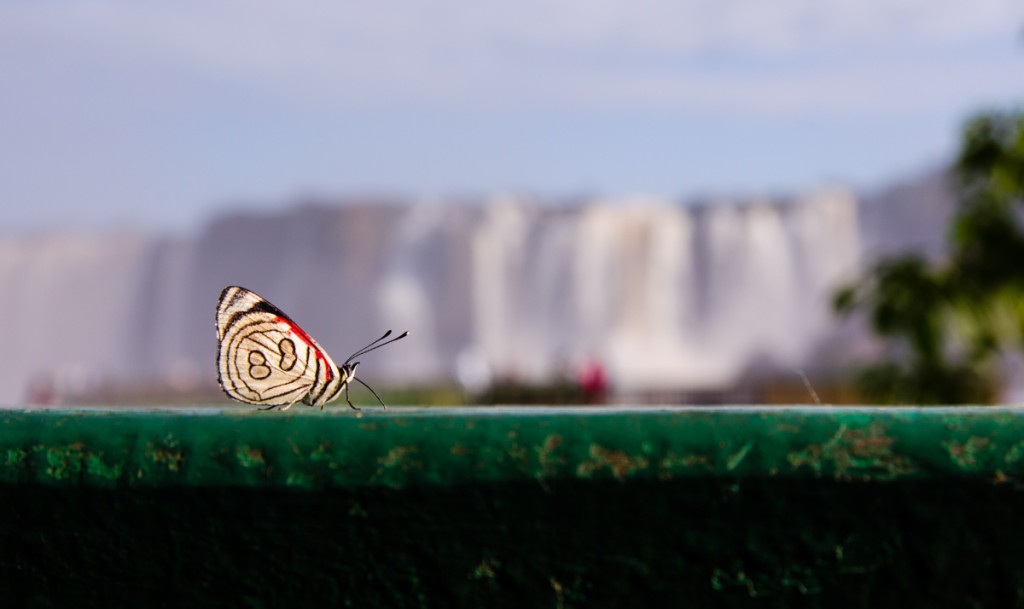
857,169,956,262
0,189,864,403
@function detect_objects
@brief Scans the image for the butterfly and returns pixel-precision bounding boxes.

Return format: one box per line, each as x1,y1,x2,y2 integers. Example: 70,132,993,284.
216,286,408,411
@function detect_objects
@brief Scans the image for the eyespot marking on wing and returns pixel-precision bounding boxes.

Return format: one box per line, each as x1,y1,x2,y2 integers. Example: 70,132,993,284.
248,350,272,380
279,338,297,371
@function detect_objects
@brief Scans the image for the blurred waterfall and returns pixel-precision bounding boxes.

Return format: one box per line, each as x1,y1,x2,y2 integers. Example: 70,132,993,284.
0,190,860,403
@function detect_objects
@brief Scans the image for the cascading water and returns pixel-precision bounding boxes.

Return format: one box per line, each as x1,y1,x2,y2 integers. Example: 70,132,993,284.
0,190,860,404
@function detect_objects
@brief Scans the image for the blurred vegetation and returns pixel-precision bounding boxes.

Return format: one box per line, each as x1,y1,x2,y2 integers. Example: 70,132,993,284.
835,110,1024,404
474,380,600,405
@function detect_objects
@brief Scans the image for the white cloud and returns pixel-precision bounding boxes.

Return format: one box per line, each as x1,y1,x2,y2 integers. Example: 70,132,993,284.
0,0,1021,115
2,0,1021,232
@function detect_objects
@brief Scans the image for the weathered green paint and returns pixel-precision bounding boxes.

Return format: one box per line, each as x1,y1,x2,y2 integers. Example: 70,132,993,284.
3,405,1024,488
4,405,1024,606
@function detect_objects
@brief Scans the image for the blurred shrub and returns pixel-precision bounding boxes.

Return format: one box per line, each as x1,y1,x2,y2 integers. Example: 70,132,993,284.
835,110,1024,404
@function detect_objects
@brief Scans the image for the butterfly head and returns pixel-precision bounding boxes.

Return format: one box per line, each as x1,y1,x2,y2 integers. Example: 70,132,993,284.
341,362,359,381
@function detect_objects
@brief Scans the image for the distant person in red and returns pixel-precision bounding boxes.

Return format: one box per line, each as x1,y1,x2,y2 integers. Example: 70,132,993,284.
25,373,59,406
578,358,607,404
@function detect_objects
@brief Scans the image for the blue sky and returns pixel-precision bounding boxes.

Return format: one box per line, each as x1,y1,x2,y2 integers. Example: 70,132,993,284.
1,0,1022,232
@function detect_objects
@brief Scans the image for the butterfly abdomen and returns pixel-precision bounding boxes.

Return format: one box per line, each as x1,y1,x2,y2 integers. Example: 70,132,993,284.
305,351,343,406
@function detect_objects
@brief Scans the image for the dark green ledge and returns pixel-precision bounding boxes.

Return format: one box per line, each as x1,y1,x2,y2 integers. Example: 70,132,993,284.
1,405,1022,488
6,405,1024,607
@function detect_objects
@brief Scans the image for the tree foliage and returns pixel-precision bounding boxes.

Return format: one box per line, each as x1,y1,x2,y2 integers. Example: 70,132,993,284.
835,110,1024,404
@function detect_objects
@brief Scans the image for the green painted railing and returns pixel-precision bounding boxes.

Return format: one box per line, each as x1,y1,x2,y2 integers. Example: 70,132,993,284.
3,405,1024,607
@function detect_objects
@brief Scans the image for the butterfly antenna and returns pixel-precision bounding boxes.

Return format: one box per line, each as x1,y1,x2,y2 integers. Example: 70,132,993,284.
344,330,410,365
354,376,388,410
344,330,391,364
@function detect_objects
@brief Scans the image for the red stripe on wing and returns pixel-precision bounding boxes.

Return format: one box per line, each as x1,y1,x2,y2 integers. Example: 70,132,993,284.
275,316,333,383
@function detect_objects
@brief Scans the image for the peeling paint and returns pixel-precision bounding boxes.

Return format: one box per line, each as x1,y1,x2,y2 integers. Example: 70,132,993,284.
726,442,754,471
536,434,566,478
285,471,311,486
505,439,528,465
787,423,916,479
577,444,649,480
236,445,266,468
657,452,711,479
44,443,87,480
1002,441,1024,466
471,557,501,581
85,454,122,480
550,576,565,609
659,452,711,471
945,436,994,470
549,576,591,609
0,407,1023,491
310,442,334,462
147,444,185,473
378,445,422,470
5,448,26,467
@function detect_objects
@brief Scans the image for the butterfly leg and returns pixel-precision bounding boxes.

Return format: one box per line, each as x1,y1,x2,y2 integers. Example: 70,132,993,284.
258,404,278,411
278,393,306,412
345,383,361,411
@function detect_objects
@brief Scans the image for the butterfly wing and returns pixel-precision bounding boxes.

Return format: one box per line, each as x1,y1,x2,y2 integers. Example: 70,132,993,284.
216,286,332,407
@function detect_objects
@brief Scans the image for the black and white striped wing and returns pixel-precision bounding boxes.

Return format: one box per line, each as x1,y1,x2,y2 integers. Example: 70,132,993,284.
216,286,330,407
